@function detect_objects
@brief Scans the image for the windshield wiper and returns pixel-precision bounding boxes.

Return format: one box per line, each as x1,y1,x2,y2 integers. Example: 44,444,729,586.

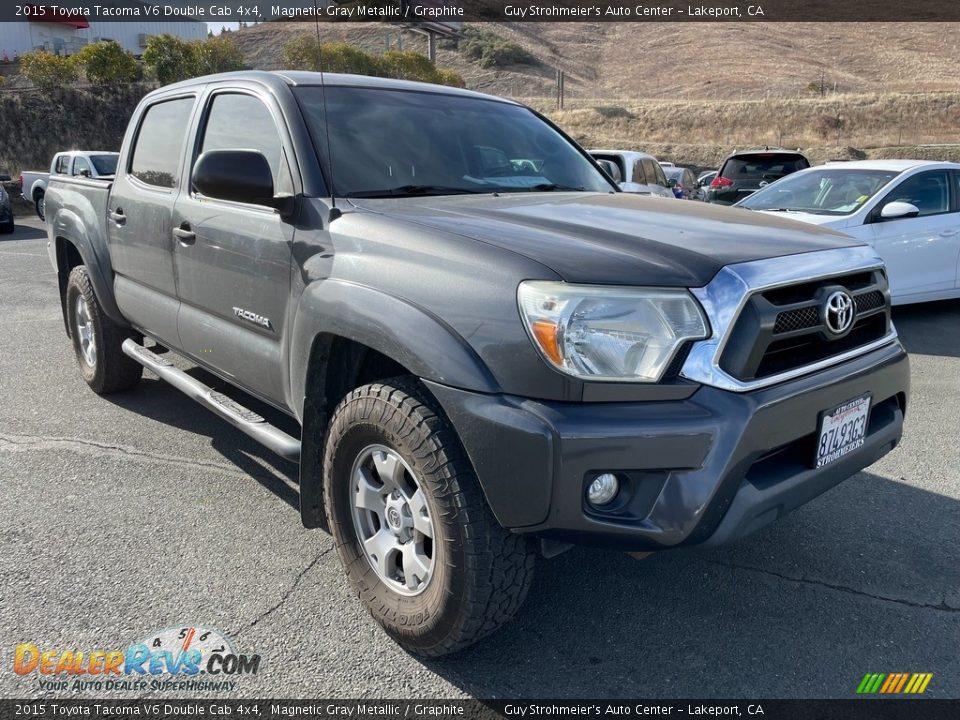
346,184,490,198
528,183,585,192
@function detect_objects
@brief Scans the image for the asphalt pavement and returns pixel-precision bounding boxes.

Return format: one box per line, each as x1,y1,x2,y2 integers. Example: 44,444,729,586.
1,216,958,699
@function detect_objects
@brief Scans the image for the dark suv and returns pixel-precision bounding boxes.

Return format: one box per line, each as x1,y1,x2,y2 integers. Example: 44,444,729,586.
708,149,810,205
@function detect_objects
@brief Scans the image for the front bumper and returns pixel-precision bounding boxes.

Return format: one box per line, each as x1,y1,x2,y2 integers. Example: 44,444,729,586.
425,339,908,551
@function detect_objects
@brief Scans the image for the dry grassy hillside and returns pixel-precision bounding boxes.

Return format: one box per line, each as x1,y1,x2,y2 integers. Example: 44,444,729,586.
230,21,960,100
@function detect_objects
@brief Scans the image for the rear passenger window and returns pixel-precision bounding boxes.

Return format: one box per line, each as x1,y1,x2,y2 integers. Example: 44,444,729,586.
55,156,69,174
130,97,195,189
631,161,646,185
200,93,292,197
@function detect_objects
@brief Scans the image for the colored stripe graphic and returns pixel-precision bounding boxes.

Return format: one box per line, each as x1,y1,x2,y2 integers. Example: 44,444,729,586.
857,672,932,694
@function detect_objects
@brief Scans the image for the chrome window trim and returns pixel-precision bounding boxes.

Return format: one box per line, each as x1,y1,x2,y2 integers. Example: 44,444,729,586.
681,246,898,392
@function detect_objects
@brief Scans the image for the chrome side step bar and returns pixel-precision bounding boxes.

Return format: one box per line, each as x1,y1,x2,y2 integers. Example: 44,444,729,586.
122,339,300,463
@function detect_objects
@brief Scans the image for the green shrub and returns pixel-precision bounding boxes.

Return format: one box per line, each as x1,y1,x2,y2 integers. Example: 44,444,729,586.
379,51,439,82
435,68,466,88
194,35,245,75
73,41,137,85
281,38,465,88
459,29,536,69
282,39,378,75
143,34,197,84
18,50,79,90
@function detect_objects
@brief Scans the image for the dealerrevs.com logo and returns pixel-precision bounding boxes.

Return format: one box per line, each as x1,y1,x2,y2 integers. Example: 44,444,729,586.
13,626,260,693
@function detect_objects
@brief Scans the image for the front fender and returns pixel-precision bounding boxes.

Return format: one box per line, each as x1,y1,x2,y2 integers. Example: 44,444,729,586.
288,279,499,418
50,192,124,326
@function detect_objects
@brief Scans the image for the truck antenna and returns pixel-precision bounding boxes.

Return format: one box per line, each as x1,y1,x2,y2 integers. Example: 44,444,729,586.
314,2,340,220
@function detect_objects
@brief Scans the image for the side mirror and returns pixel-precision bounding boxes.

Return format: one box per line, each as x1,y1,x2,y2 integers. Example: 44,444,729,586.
78,168,91,178
192,150,292,213
596,159,622,183
879,201,920,220
667,178,678,188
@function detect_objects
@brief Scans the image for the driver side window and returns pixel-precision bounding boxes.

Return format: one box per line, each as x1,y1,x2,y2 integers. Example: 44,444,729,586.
200,93,293,197
72,157,91,177
885,171,951,217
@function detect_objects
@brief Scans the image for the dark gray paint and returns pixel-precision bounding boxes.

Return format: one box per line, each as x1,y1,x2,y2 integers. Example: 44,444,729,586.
44,71,909,548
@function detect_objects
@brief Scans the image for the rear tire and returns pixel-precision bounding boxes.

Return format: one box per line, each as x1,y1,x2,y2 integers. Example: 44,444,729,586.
324,378,536,657
65,266,142,394
35,191,45,221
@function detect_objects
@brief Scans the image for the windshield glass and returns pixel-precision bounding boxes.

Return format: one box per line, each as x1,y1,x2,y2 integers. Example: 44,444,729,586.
89,154,118,175
295,87,614,197
738,168,901,215
664,167,684,181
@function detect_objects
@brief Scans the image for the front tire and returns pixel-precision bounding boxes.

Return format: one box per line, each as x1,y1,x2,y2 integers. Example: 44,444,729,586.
324,378,536,656
65,266,142,394
0,219,13,234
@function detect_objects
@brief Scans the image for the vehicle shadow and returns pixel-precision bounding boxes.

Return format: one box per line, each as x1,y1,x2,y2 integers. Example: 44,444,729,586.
2,221,46,242
104,368,302,513
422,473,960,698
893,298,960,358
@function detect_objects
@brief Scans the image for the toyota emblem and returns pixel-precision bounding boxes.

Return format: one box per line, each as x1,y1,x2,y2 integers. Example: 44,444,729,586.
824,290,855,335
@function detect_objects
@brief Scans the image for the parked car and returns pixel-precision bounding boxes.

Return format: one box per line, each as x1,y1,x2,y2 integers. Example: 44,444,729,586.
658,161,675,168
0,174,14,234
698,170,718,189
20,151,119,221
738,159,960,305
46,71,907,656
708,149,810,205
589,149,675,198
664,166,705,201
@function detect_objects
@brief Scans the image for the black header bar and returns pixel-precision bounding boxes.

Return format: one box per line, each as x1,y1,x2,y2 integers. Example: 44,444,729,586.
3,1,960,23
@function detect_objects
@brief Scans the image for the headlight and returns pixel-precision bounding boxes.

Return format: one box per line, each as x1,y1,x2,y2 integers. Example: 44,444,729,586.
518,281,709,382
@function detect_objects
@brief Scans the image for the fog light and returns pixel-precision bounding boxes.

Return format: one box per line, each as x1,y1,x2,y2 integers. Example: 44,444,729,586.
587,473,619,506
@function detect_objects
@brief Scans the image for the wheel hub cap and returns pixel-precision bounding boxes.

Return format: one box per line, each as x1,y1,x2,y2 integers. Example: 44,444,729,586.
75,295,96,368
350,445,435,596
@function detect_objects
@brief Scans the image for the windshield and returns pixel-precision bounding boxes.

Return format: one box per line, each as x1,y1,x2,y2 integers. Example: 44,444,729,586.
738,168,901,215
295,87,614,197
89,154,118,175
664,167,684,181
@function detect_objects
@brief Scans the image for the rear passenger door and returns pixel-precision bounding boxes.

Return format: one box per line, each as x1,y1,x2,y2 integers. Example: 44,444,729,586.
172,88,296,405
107,94,197,345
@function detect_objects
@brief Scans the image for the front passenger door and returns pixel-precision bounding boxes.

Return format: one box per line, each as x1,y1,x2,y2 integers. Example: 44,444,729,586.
868,170,960,299
173,90,296,405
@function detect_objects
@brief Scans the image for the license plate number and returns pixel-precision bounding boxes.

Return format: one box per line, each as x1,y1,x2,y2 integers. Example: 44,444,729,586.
815,395,872,468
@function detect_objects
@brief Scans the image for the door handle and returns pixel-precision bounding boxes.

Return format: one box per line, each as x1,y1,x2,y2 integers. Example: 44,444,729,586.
939,229,959,237
109,208,126,225
173,223,196,244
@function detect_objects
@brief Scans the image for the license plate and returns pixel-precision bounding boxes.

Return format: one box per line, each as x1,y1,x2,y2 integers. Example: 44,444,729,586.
814,395,872,468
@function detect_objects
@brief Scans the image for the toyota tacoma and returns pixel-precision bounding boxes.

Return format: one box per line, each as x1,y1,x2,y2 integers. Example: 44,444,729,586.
45,72,909,656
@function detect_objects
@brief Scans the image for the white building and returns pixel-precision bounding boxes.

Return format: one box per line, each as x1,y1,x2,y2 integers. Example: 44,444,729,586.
0,18,207,60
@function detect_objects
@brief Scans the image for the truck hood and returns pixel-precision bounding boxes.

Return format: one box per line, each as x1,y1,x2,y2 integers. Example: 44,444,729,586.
351,192,861,287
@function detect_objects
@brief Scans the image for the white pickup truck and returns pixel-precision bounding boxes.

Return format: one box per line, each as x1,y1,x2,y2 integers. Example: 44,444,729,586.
20,150,119,220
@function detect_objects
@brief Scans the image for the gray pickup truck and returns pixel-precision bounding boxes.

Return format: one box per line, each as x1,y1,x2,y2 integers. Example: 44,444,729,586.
46,71,909,656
